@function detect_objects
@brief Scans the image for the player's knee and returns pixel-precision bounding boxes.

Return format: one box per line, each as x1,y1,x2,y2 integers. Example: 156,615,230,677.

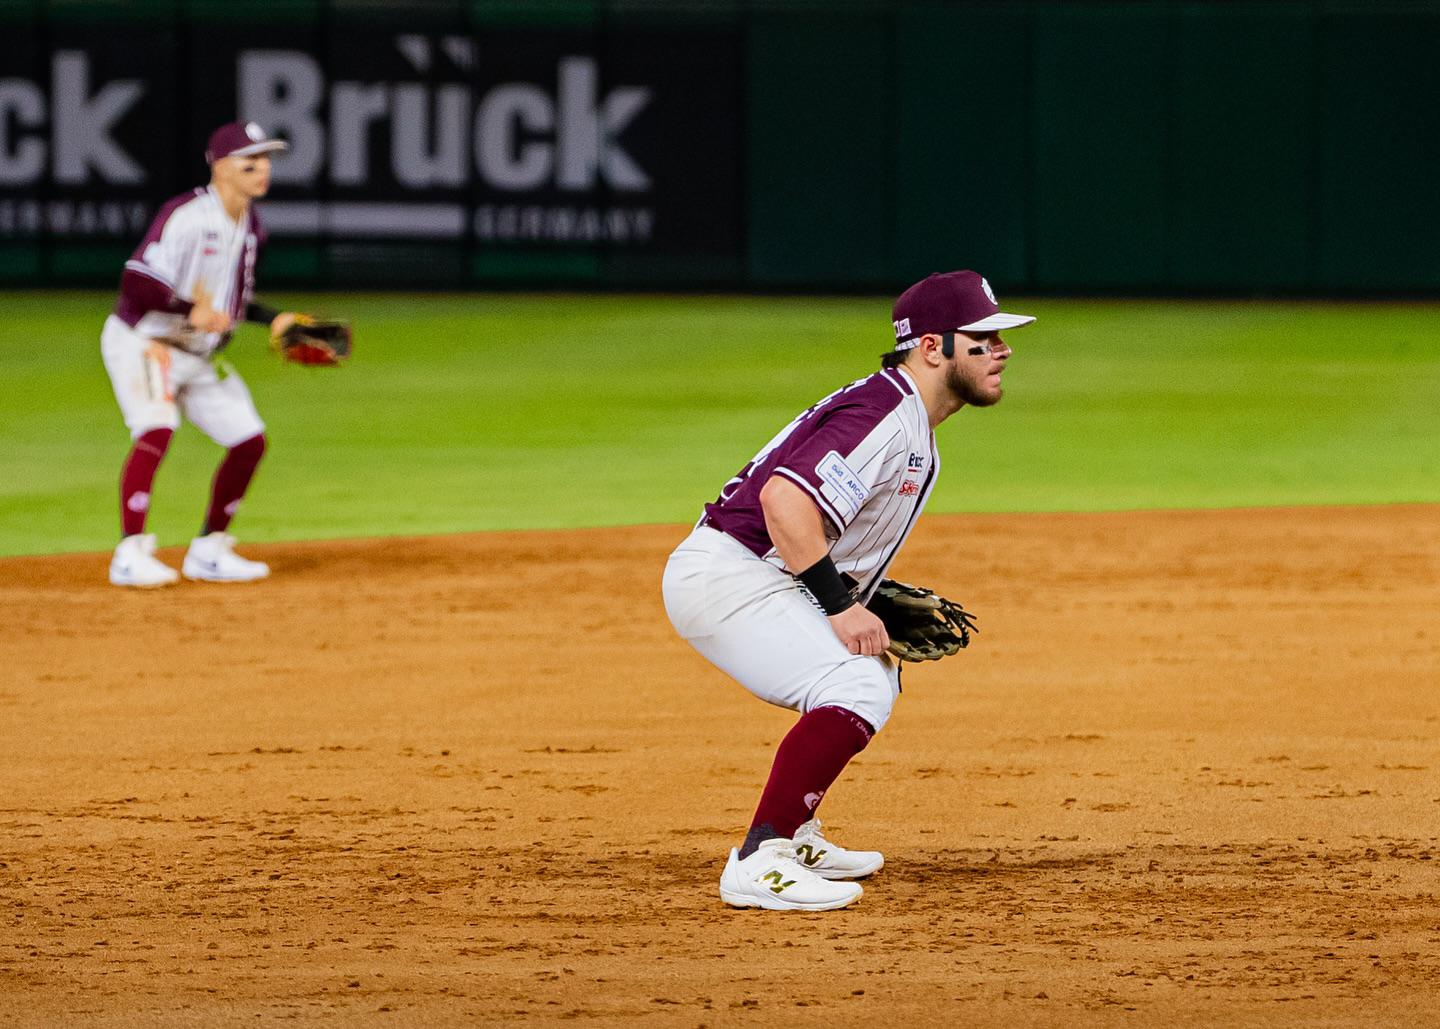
135,427,174,460
811,704,877,749
232,433,267,462
854,685,897,734
808,658,899,734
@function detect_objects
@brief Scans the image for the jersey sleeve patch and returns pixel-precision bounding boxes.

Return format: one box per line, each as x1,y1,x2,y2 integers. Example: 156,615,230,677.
815,450,870,521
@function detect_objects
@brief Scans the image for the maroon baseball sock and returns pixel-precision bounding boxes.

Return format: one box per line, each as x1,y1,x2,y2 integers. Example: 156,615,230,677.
738,705,874,859
119,428,173,537
202,433,266,535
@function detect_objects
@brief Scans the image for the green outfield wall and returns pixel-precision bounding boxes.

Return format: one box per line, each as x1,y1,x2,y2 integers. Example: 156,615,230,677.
2,0,1437,293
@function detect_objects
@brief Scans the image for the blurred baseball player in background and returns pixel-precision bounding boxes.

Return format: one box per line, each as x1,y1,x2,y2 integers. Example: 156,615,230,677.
103,121,303,587
663,271,1034,910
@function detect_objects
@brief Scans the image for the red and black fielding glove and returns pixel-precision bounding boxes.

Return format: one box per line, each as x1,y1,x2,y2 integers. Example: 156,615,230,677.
271,314,352,366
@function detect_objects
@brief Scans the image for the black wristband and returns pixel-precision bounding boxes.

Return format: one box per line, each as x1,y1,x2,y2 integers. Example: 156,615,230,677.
245,301,281,326
796,555,856,616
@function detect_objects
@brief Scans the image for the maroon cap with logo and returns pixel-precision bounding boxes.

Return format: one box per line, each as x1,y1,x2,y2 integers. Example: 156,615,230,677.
204,121,288,164
891,270,1035,351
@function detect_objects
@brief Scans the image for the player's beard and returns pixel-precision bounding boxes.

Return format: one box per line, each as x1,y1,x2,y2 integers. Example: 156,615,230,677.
947,362,1003,408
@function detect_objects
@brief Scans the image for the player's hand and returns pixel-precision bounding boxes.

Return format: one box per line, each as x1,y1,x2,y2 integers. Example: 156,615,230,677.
828,604,890,657
188,281,231,334
269,312,298,337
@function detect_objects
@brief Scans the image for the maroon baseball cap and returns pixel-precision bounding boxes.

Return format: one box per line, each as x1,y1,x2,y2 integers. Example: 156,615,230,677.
204,121,288,164
891,270,1035,351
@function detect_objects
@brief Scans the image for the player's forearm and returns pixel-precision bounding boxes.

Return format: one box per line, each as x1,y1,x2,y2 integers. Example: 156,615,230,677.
761,475,860,617
759,475,831,571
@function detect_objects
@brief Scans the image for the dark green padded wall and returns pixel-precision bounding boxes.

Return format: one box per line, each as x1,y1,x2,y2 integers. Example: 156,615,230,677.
5,0,1440,293
1169,4,1315,289
1030,4,1171,288
745,14,893,286
891,5,1032,287
1317,8,1440,290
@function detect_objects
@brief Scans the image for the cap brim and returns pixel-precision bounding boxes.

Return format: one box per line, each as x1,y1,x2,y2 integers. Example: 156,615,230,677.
225,140,289,160
957,312,1035,331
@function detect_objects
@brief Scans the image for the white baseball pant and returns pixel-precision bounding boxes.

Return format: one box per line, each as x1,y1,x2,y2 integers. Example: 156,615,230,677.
662,525,900,733
101,314,264,447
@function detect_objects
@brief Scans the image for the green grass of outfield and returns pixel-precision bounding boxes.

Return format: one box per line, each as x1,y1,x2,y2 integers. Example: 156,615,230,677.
1,291,1437,557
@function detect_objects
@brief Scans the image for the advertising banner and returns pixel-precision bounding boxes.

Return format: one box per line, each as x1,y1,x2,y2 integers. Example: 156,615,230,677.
2,22,743,281
0,24,182,243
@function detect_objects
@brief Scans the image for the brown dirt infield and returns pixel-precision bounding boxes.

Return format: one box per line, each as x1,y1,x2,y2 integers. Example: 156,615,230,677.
2,506,1438,1027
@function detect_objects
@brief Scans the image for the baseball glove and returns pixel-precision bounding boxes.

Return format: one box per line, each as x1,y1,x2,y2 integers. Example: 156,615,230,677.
867,578,978,662
271,314,352,366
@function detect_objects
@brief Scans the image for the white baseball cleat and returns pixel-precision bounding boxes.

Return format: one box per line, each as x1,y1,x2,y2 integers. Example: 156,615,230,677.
719,839,863,911
109,533,179,588
183,532,270,583
791,817,885,880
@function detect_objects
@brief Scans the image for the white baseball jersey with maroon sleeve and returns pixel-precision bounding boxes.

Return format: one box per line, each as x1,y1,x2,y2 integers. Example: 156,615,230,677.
699,365,938,604
663,366,939,735
114,185,265,356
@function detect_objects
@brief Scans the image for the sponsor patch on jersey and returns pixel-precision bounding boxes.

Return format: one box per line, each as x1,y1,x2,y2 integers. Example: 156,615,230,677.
898,480,920,497
816,451,870,519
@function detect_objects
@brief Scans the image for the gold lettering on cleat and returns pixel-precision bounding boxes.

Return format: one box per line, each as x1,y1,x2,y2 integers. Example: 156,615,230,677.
795,844,829,866
759,869,796,893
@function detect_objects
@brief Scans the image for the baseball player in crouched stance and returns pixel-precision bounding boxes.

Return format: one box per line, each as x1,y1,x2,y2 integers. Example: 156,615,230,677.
103,122,303,587
663,271,1034,910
